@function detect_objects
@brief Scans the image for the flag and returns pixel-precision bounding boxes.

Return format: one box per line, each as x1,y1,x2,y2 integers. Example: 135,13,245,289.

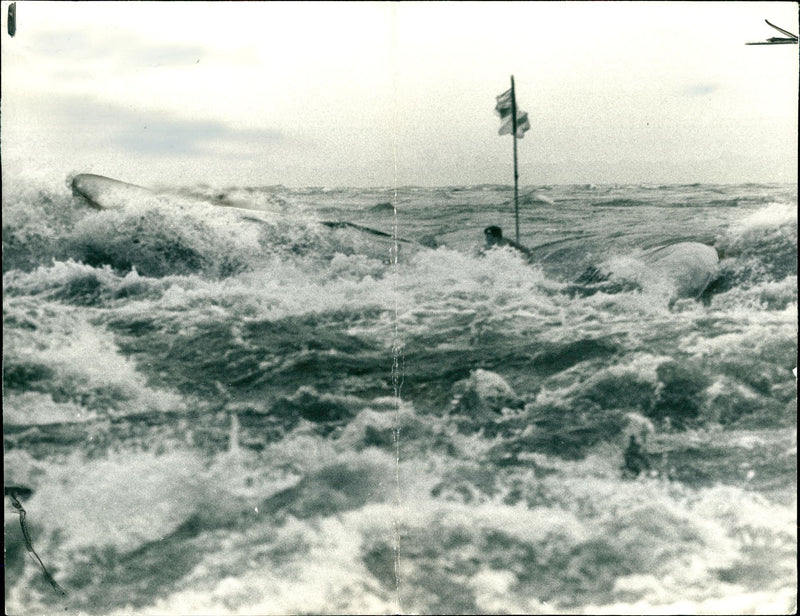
495,88,514,119
495,88,530,138
499,111,530,138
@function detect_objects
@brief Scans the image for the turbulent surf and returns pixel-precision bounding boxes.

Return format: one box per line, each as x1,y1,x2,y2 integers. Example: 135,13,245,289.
3,177,797,614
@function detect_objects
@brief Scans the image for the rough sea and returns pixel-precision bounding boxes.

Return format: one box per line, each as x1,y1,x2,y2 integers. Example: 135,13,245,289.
3,176,797,615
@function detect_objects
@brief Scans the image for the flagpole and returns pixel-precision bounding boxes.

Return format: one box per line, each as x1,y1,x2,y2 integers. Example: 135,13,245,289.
510,75,520,244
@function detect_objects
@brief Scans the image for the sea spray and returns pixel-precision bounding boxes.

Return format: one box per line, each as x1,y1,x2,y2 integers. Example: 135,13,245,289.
4,178,795,614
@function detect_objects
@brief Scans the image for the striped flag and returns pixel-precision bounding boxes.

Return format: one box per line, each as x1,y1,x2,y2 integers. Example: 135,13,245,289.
495,88,530,138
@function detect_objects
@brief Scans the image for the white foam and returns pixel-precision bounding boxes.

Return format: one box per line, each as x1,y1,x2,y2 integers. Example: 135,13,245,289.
733,202,797,232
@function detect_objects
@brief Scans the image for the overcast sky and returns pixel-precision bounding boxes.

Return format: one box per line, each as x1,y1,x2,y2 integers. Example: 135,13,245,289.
2,1,797,187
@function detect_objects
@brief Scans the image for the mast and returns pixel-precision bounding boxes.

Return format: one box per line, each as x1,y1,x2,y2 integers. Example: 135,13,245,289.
510,75,520,244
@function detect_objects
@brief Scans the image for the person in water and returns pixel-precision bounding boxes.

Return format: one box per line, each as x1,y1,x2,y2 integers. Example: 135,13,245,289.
623,434,650,477
481,226,647,302
483,226,533,259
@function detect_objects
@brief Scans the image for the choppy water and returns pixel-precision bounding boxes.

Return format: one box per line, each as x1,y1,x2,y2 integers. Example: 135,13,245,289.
3,176,797,614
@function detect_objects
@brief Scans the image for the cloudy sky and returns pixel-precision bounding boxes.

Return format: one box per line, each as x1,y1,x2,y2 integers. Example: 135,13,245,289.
2,1,797,187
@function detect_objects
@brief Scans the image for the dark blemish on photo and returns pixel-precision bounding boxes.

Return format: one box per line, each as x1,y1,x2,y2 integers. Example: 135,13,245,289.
6,486,68,596
8,2,16,37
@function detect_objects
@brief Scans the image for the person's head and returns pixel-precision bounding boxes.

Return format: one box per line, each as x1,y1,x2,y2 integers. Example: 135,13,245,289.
484,226,503,247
